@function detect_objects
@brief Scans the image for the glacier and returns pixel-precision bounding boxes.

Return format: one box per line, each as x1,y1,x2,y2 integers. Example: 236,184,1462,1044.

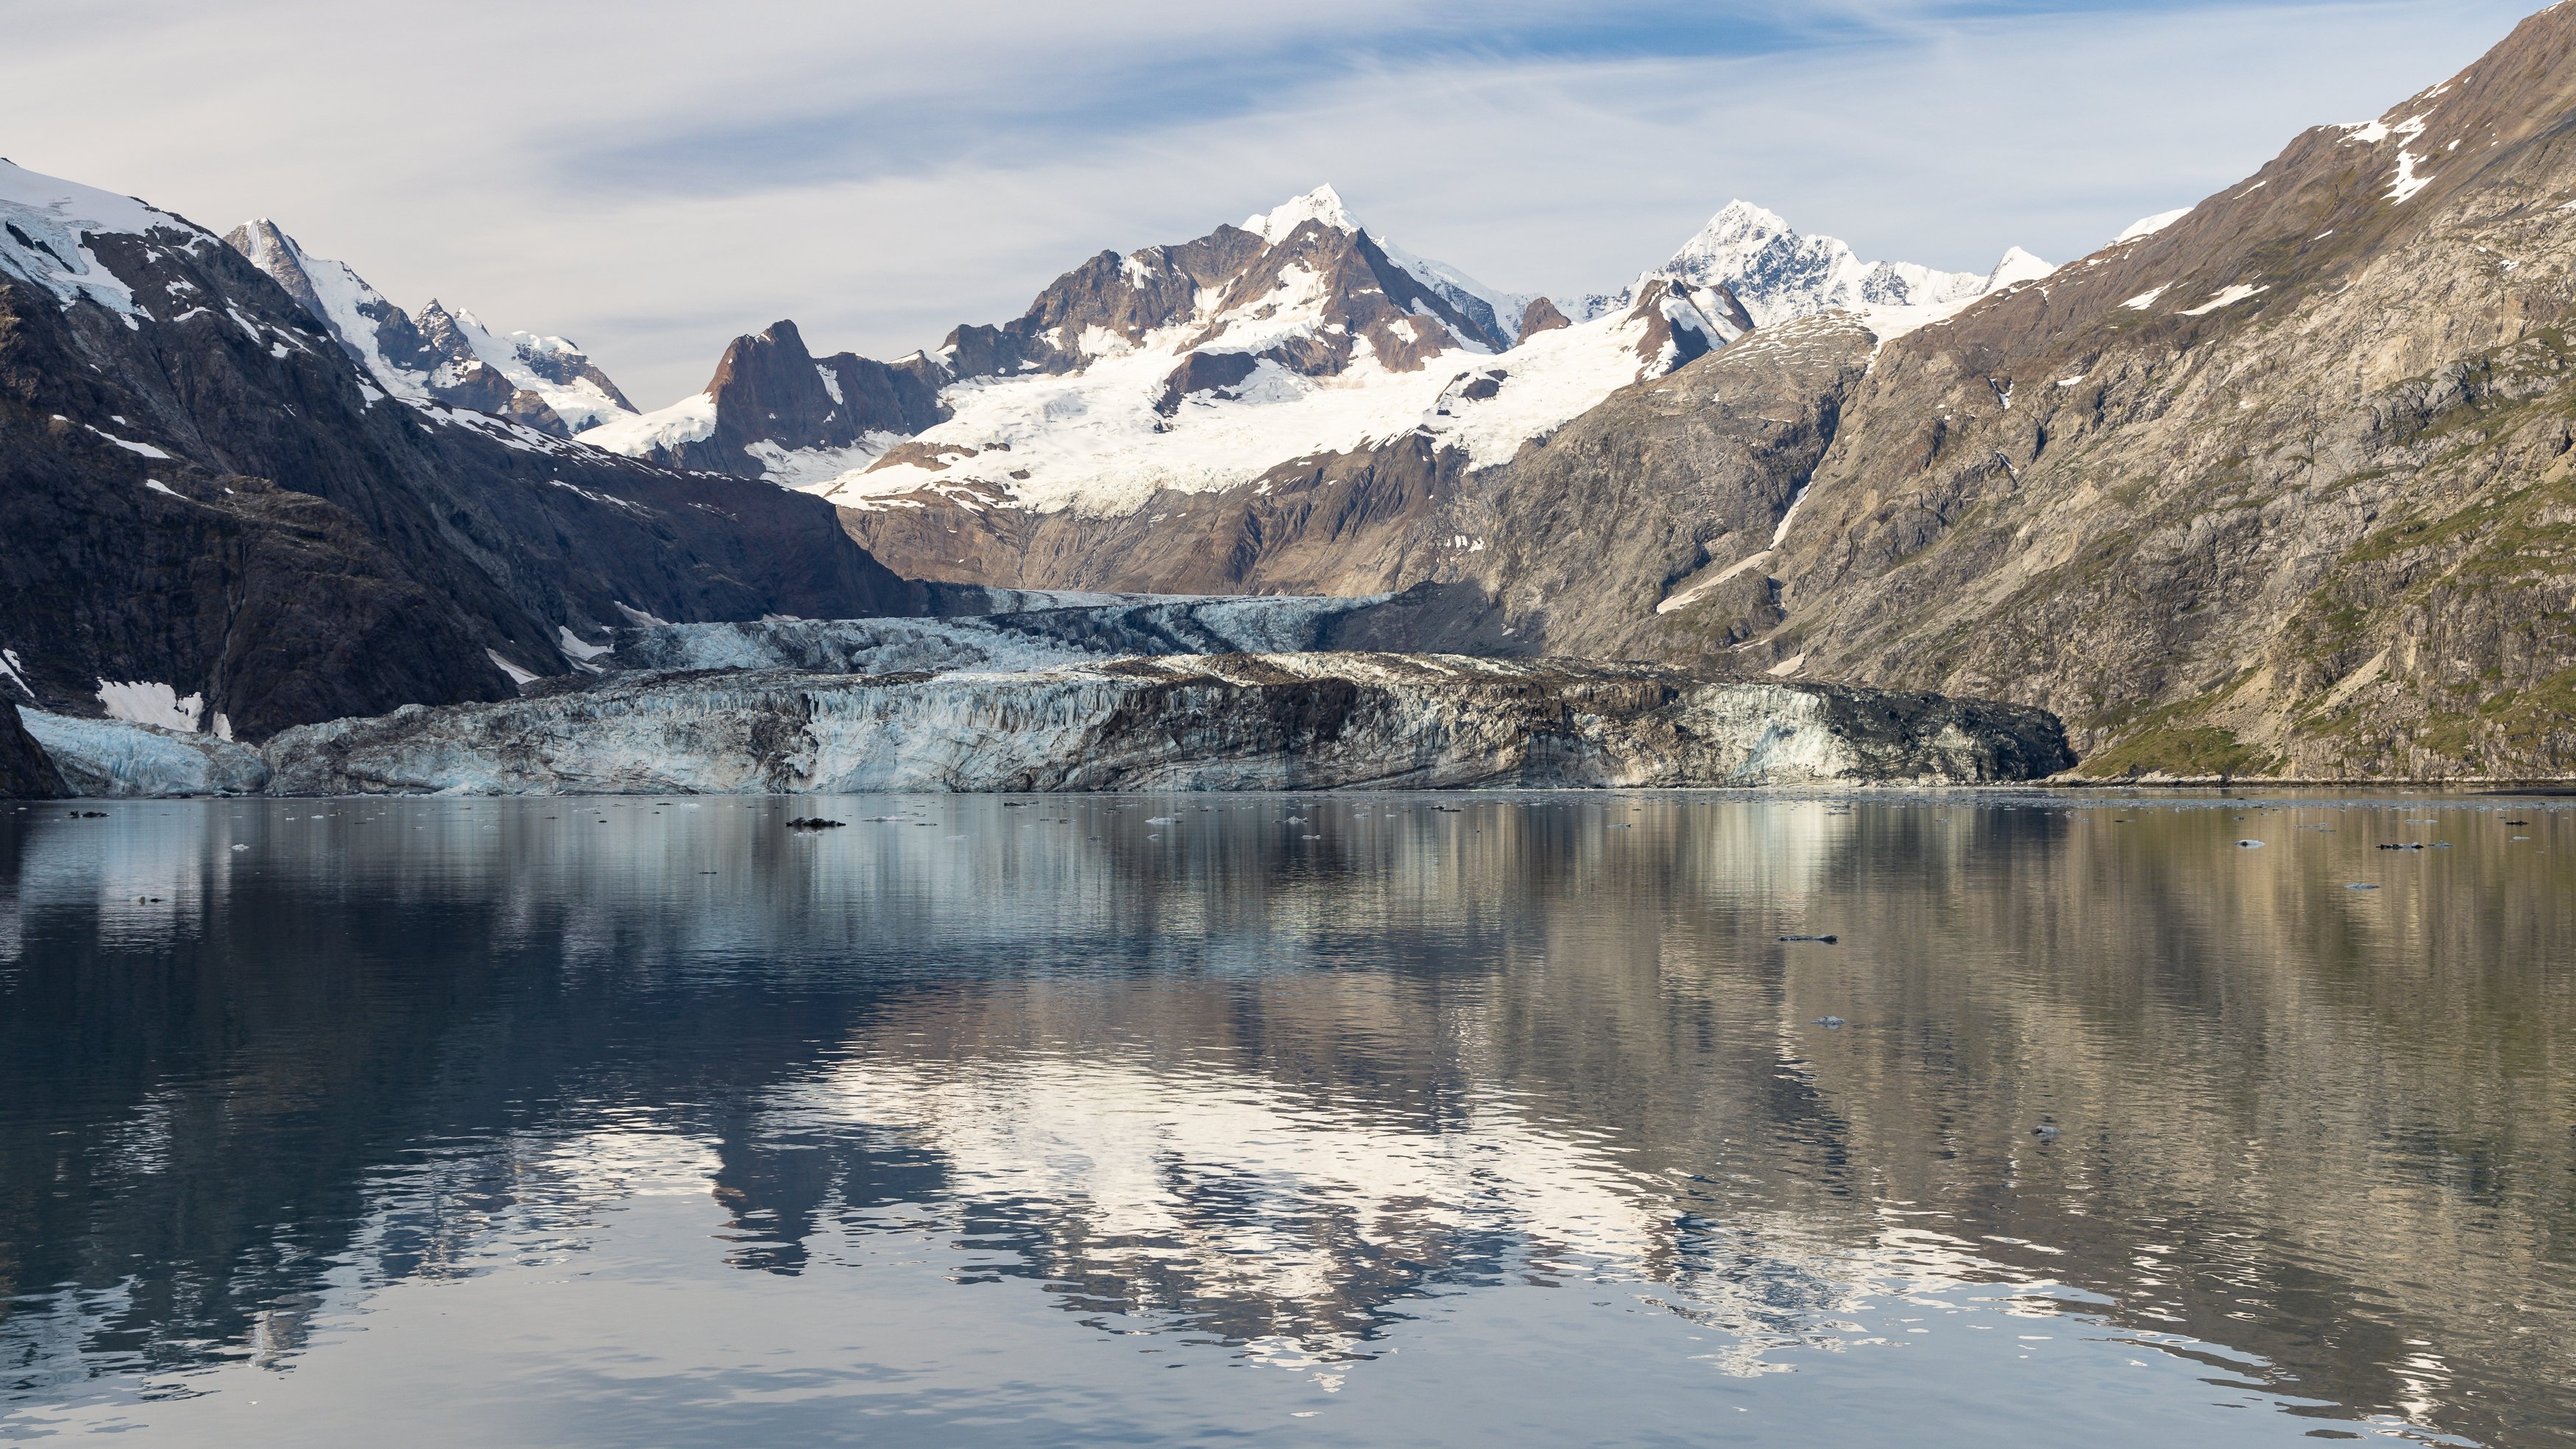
19,598,2070,798
257,654,2073,796
19,709,271,797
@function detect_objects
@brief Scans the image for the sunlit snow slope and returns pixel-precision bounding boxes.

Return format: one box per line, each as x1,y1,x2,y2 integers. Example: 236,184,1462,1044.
592,185,2045,520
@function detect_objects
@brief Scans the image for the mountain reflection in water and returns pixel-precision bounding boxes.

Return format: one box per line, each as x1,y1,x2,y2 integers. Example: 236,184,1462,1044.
0,793,2568,1447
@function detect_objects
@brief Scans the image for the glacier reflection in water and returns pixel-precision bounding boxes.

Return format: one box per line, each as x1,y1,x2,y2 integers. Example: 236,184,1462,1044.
0,792,2567,1447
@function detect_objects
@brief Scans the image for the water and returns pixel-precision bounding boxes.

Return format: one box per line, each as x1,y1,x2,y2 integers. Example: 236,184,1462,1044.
1,791,2569,1446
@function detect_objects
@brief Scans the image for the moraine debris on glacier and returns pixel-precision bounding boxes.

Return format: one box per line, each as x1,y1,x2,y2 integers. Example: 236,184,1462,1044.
257,653,2073,796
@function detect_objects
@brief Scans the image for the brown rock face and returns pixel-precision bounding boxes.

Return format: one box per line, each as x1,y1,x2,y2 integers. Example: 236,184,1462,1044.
1518,297,1573,338
665,204,1521,481
648,319,946,477
1708,2,2576,779
1155,351,1260,417
843,313,1875,673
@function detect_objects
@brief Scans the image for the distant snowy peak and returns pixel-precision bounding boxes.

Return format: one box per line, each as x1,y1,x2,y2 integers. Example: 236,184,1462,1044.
1985,247,2054,290
815,265,1745,518
1244,184,1358,244
2114,208,2193,244
223,219,636,437
0,157,199,316
1376,235,1540,350
593,183,1764,512
1658,199,2048,338
1237,183,1539,347
226,219,428,400
582,318,943,476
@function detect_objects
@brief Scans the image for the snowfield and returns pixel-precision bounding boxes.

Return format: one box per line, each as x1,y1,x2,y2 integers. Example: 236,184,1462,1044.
0,159,195,316
589,185,2047,521
830,282,1728,517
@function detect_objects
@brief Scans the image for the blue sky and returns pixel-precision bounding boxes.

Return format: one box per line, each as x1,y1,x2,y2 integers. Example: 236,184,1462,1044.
0,0,2543,403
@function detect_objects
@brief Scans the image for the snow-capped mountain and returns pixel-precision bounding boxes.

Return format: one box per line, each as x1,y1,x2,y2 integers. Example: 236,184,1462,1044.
1553,202,2050,338
0,160,191,315
224,219,637,437
0,155,915,745
590,185,2048,520
595,185,1760,514
1636,201,2050,344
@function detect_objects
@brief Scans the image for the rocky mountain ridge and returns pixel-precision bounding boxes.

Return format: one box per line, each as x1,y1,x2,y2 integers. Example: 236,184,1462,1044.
18,5,2576,786
224,219,640,438
588,186,2038,522
0,158,919,745
1710,1,2576,780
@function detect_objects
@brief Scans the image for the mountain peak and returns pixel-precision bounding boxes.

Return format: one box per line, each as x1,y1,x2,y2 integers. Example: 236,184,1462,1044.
1,157,188,316
1701,199,1792,236
224,222,635,434
1244,185,1356,244
1986,247,2054,290
2114,208,2193,244
1656,199,2022,336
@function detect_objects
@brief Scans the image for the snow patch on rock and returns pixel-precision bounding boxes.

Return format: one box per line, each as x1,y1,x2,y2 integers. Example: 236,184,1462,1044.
96,680,205,732
2179,284,2268,316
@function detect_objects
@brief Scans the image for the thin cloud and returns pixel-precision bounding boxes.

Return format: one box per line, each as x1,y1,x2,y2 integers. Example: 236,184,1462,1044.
0,0,2539,405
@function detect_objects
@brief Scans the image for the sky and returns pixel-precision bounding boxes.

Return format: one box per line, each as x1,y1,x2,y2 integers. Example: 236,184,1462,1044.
0,0,2543,406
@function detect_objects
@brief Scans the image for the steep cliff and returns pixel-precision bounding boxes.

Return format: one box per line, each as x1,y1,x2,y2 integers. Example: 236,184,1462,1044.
1706,4,2576,779
0,698,63,798
0,161,921,743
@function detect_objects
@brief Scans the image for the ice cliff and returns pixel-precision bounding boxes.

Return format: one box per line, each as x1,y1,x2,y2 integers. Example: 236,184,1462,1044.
254,653,2073,796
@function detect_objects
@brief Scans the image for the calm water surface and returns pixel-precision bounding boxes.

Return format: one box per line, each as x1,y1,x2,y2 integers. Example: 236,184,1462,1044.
1,791,2570,1446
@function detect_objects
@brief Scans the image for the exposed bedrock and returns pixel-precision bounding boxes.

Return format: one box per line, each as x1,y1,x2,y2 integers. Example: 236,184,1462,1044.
1,699,67,798
258,654,2073,796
